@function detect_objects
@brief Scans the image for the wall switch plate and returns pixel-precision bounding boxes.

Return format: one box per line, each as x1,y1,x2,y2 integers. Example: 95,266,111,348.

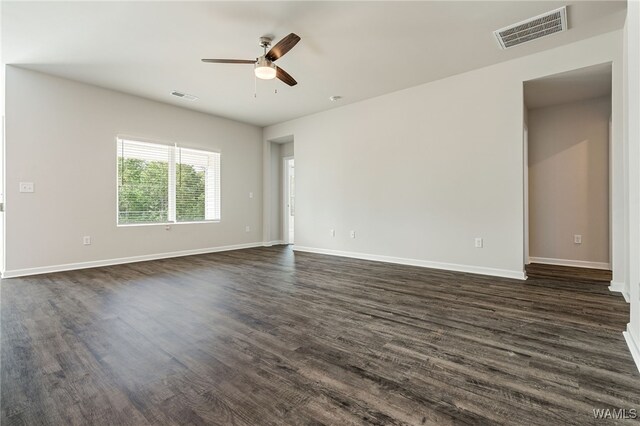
249,192,253,199
574,234,582,244
475,237,483,248
350,230,356,239
245,226,250,232
330,229,336,237
83,236,91,245
19,182,34,193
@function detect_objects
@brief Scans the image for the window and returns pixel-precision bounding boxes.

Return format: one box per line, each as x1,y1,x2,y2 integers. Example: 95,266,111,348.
117,137,220,225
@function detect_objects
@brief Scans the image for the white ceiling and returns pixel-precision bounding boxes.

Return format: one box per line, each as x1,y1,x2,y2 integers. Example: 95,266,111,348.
2,1,627,127
524,62,612,109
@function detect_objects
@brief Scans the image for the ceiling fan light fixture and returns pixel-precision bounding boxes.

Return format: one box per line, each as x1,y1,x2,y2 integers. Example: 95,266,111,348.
254,57,277,80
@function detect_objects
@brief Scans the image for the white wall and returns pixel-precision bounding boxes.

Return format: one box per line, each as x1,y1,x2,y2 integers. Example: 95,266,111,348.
528,96,611,266
623,0,640,372
4,66,263,276
264,30,624,280
281,141,294,158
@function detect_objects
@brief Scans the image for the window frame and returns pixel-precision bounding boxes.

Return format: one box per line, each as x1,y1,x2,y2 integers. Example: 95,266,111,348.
116,135,221,227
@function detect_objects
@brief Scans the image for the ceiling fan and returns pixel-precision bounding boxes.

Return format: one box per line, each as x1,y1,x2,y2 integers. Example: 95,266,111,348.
202,33,300,86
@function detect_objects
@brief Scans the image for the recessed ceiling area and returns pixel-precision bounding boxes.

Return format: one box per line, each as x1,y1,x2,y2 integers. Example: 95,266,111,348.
524,62,612,109
2,1,627,126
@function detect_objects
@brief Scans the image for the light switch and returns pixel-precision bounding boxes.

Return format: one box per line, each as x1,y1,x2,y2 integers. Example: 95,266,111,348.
19,182,34,193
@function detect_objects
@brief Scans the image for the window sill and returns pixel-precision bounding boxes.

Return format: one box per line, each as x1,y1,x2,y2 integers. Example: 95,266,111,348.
117,220,220,228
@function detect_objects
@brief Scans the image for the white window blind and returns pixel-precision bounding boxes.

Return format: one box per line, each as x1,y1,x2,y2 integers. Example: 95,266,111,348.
117,139,171,224
176,147,220,222
117,137,220,225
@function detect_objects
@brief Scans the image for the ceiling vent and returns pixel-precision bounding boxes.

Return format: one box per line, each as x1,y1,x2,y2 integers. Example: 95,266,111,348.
494,6,567,49
170,91,198,101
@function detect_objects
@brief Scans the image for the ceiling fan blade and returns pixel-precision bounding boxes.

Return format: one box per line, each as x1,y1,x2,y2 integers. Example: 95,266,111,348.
201,59,255,64
276,67,297,86
265,33,301,62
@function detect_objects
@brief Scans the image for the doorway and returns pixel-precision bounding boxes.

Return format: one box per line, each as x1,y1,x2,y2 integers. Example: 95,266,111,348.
523,125,529,265
523,63,612,281
0,115,4,275
283,157,295,244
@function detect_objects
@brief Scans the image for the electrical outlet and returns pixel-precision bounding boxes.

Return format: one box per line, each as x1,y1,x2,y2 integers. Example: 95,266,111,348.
330,229,336,237
19,182,34,193
350,230,356,239
245,226,250,232
475,237,483,248
83,236,91,245
574,234,582,244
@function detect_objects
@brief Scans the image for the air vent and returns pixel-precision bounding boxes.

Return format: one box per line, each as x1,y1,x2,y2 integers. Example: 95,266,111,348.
170,91,198,101
494,6,567,49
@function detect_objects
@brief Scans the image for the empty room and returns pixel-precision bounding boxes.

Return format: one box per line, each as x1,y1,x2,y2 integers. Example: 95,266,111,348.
1,1,639,425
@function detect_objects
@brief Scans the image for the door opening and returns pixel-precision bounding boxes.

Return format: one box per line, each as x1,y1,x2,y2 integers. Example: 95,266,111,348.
523,63,612,281
283,157,295,244
523,125,529,266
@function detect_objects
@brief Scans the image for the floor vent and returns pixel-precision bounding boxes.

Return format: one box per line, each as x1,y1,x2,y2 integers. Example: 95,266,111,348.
494,6,567,49
171,91,198,101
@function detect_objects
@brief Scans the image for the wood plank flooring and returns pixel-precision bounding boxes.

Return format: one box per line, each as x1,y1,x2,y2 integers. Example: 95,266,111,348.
526,263,613,282
1,246,638,425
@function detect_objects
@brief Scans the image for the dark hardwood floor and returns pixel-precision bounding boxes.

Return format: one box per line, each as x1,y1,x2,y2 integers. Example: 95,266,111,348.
2,246,638,425
526,263,613,282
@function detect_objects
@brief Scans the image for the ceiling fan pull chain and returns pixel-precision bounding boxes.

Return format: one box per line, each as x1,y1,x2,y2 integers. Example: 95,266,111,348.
254,73,257,98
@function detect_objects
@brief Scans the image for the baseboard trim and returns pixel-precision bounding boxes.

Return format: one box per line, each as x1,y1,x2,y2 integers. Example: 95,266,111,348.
623,325,640,373
1,242,264,279
263,240,285,247
608,282,630,302
529,256,610,270
292,246,525,280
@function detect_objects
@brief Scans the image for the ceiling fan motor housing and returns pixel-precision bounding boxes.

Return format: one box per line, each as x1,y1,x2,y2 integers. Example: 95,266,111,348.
259,37,272,49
